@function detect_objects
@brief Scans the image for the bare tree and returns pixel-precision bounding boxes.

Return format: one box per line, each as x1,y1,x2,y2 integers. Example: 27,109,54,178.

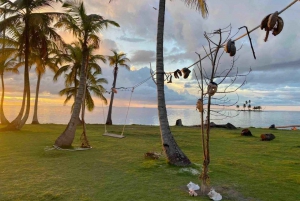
193,27,251,194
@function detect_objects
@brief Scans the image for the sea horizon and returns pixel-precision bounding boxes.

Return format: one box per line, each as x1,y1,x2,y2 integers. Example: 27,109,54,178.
3,105,300,129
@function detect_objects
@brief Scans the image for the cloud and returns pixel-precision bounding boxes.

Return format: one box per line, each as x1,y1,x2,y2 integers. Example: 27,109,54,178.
118,35,146,43
130,50,155,65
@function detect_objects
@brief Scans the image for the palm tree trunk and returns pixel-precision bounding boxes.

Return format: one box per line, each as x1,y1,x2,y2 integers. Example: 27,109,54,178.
55,46,88,147
0,73,9,125
3,13,31,130
156,0,191,166
106,65,118,125
32,72,41,124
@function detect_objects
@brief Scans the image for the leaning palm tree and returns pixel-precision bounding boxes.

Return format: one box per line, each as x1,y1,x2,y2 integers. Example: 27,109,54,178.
0,0,65,130
54,0,119,147
105,50,130,125
109,0,208,166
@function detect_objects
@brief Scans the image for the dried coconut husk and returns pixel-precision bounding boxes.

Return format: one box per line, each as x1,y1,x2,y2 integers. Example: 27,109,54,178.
196,99,203,112
229,42,236,57
224,39,232,53
272,16,284,36
268,11,279,29
207,82,218,96
181,68,191,79
260,14,271,30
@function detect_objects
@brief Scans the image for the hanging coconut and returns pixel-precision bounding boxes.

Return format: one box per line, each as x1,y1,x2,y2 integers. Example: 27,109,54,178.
181,68,191,79
207,82,218,96
267,11,279,30
229,42,236,57
173,69,181,79
272,16,284,36
196,99,203,112
224,39,232,53
260,14,271,30
112,88,118,93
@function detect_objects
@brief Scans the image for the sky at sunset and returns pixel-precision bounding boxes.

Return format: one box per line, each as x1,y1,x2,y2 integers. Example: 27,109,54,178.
2,0,300,111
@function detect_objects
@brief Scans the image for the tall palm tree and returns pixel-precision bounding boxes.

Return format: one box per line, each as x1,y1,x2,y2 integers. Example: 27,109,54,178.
54,0,119,147
0,0,65,130
243,103,246,111
155,0,208,166
109,0,208,166
30,44,60,124
105,50,130,125
236,105,239,110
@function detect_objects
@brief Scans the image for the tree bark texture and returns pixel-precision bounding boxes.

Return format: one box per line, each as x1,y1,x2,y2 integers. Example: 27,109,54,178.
156,0,191,166
55,46,88,147
106,65,118,125
0,73,9,125
32,72,41,124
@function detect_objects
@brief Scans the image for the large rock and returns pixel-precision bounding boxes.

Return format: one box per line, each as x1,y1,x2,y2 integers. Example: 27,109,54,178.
241,128,252,136
261,133,275,141
176,119,183,126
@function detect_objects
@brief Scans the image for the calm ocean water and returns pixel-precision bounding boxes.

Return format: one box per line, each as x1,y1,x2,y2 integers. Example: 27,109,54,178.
3,105,300,128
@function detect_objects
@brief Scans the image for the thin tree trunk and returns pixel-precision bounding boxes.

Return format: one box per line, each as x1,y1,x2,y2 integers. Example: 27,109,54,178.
156,0,191,166
0,10,9,125
32,72,41,124
106,65,118,125
55,45,88,147
0,73,9,125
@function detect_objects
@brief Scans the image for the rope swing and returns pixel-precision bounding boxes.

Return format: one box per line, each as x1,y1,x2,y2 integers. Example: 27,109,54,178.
102,88,135,138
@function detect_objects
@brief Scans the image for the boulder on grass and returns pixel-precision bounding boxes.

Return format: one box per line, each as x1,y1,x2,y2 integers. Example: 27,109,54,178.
261,133,275,141
269,124,276,129
176,119,183,126
226,123,236,129
241,128,252,136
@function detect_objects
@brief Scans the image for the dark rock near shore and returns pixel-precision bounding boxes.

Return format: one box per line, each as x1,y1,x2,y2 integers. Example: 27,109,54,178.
269,124,276,129
241,128,252,136
261,133,275,141
176,119,183,126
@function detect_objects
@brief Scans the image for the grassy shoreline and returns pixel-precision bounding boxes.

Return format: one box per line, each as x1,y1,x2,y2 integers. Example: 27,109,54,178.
0,124,299,201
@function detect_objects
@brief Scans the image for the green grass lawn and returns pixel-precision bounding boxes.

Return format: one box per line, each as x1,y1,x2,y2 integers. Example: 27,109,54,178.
0,124,299,201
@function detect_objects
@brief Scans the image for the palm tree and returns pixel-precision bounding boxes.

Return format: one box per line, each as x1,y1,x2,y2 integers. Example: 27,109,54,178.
54,0,119,147
105,50,130,125
56,42,107,112
110,0,208,166
248,104,251,111
243,103,246,111
59,71,108,112
236,105,239,110
0,0,65,130
155,0,208,166
30,44,60,124
54,42,106,111
0,18,19,125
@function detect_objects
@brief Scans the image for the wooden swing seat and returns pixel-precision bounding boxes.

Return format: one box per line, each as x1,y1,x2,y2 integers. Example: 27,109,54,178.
103,132,125,138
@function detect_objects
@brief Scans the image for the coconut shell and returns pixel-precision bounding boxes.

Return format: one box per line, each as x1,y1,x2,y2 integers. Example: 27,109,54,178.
224,39,231,53
272,16,284,36
260,14,271,30
181,68,191,79
174,70,179,79
267,11,278,29
229,42,236,57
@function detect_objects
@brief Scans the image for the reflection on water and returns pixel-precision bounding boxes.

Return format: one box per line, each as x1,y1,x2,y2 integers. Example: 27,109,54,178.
3,105,300,128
